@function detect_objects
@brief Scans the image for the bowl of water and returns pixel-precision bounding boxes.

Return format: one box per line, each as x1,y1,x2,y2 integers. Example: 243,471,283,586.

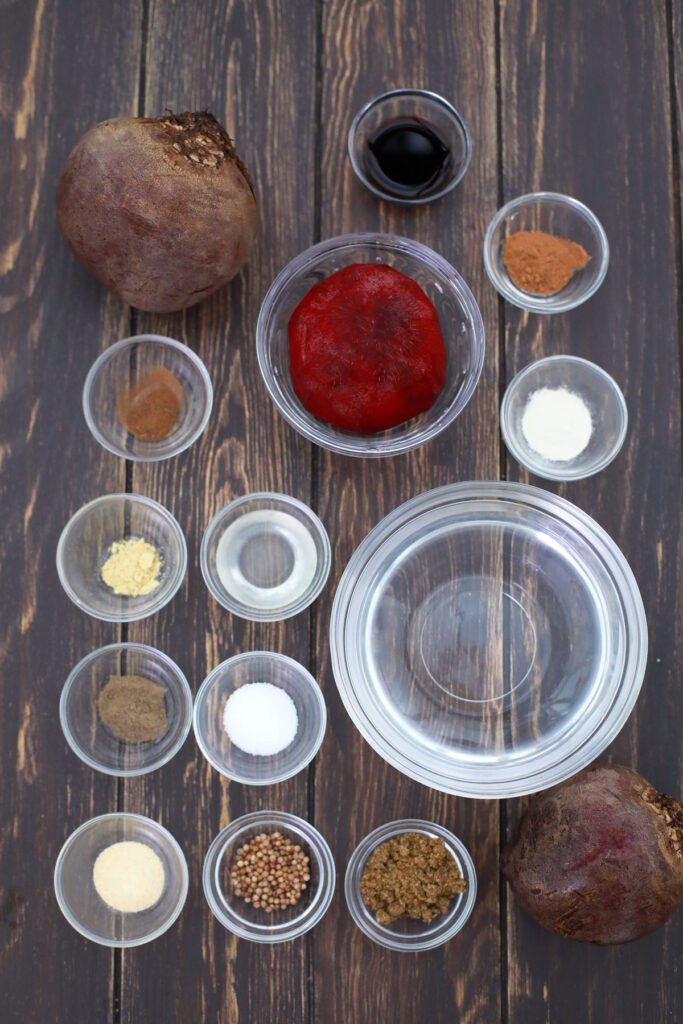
330,481,647,798
200,493,331,621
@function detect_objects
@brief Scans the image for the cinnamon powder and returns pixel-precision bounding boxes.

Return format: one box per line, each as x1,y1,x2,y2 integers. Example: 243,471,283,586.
503,230,590,296
118,366,183,442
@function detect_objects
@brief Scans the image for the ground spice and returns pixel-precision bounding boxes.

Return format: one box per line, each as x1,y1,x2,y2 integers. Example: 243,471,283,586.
101,537,162,596
97,674,168,742
229,831,311,912
118,366,184,442
503,230,590,295
360,832,466,925
93,840,165,912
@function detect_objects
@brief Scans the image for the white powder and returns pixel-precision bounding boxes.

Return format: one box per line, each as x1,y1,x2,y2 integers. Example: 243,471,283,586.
223,682,298,756
93,840,165,913
521,386,593,462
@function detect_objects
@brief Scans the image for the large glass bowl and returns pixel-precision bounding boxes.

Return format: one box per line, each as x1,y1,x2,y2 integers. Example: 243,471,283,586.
256,234,485,457
330,482,647,798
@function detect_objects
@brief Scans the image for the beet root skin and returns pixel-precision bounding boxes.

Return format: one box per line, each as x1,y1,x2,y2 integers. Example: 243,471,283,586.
502,763,683,944
57,111,257,312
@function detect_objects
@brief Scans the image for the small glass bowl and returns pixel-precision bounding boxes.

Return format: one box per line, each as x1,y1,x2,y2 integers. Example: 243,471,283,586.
345,819,477,951
501,355,628,481
60,643,193,777
203,810,335,943
483,192,609,313
54,813,188,947
348,88,472,204
83,334,213,461
193,651,326,785
256,233,485,457
56,493,187,622
201,493,331,621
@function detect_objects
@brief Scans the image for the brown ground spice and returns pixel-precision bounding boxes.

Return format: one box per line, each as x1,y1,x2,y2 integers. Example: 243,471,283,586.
97,674,168,743
503,230,590,295
360,832,467,925
118,366,184,442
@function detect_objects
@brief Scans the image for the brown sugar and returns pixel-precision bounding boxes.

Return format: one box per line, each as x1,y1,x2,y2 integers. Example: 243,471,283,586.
503,230,590,296
118,366,184,442
359,832,467,925
97,674,168,743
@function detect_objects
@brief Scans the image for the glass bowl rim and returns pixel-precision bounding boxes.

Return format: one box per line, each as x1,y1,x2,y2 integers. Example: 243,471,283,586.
53,811,189,948
256,232,486,457
347,88,473,205
192,651,328,785
200,491,332,621
330,480,648,798
344,817,477,951
500,355,628,481
59,642,193,777
82,333,214,463
483,191,610,313
202,809,336,942
55,492,188,623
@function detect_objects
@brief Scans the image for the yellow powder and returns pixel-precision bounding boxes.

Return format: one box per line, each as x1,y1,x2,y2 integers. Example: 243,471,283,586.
101,537,162,597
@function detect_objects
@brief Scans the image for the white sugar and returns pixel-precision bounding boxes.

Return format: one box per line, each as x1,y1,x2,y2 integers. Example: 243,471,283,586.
223,682,298,756
521,386,593,462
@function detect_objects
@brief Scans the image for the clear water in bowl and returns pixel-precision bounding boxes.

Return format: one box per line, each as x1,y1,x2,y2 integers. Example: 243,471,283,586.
333,483,647,797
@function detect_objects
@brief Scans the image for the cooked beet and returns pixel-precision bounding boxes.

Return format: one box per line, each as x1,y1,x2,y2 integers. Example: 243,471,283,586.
502,763,683,944
57,111,257,312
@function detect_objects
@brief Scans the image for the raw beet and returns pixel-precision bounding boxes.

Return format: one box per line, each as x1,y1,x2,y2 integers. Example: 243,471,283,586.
57,111,257,312
288,264,446,433
502,763,683,944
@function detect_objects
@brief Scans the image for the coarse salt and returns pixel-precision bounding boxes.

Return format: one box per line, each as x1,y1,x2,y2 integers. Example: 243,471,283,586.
223,682,298,756
521,386,593,462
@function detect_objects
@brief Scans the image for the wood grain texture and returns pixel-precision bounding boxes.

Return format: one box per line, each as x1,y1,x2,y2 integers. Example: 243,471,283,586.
499,2,683,1022
121,2,318,1022
312,3,502,1022
0,1,141,1021
2,1,683,1021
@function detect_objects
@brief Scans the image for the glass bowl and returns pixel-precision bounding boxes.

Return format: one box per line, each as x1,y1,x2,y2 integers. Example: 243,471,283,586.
56,493,187,622
201,493,331,621
345,819,476,951
193,652,327,785
60,643,193,777
483,192,609,313
54,813,188,947
83,334,213,461
330,482,647,799
203,810,335,943
256,233,485,458
501,355,628,481
348,88,472,205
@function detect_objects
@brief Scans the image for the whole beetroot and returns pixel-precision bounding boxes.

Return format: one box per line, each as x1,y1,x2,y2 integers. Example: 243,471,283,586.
502,763,683,944
57,111,257,312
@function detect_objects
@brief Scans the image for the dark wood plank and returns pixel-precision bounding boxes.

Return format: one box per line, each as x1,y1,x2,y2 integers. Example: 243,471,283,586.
500,2,683,1022
0,0,141,1020
121,2,318,1021
312,2,503,1022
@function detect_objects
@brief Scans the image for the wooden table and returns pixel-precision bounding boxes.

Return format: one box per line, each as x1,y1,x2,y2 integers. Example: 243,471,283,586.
2,1,682,1021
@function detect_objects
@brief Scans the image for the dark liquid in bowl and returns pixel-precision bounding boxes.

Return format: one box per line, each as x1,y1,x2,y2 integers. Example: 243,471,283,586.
366,119,450,199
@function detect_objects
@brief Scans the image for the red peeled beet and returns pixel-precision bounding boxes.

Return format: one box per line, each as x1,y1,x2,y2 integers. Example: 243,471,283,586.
502,763,683,944
288,264,446,433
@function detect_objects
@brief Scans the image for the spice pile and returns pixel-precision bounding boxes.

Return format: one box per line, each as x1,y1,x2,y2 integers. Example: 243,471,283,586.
521,386,593,462
223,682,298,756
360,832,466,925
503,230,590,296
97,674,168,743
118,366,184,442
93,840,165,913
229,831,310,911
101,537,162,597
